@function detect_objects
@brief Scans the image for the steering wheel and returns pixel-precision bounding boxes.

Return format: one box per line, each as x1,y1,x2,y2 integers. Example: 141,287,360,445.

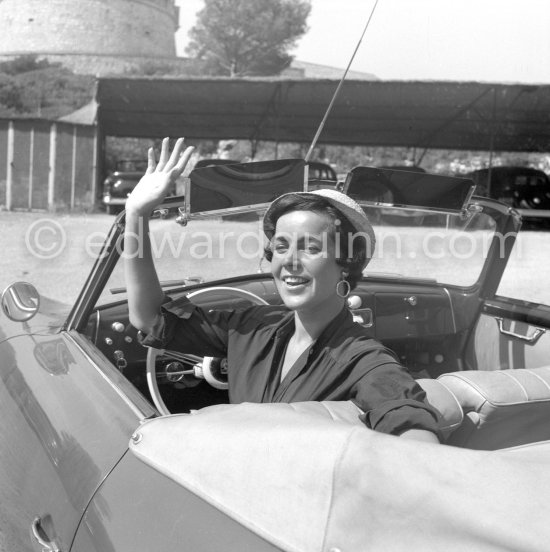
146,286,268,415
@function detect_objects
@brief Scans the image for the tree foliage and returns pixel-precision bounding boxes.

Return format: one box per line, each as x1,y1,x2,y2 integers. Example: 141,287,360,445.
186,0,311,76
0,55,94,118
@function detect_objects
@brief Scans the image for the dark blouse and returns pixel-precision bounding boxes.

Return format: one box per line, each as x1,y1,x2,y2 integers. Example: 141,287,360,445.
140,296,440,436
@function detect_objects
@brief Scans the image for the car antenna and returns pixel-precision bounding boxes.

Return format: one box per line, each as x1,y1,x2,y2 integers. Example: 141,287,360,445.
304,0,380,163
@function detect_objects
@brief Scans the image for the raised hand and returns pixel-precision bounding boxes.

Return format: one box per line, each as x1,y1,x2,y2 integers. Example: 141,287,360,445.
125,137,194,215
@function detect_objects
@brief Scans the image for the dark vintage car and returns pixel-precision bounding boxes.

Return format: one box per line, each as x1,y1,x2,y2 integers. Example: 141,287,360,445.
307,160,337,181
1,161,550,551
466,166,550,226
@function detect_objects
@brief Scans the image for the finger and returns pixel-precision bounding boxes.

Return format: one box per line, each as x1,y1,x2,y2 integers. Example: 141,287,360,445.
166,137,185,169
156,137,170,171
145,147,156,174
173,145,195,175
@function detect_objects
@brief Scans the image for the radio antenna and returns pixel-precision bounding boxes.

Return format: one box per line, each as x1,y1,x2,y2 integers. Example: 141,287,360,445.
304,0,380,163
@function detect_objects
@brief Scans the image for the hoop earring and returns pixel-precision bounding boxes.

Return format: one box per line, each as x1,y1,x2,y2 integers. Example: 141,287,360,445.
336,278,351,298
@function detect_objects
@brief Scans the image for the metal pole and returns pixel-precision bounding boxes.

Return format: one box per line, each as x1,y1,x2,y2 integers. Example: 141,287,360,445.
71,126,77,210
6,121,14,211
28,126,35,210
487,87,497,196
48,123,57,211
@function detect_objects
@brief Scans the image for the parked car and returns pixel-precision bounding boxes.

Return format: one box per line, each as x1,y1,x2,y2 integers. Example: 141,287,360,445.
466,166,550,226
1,160,550,551
307,160,338,181
102,159,177,215
306,161,338,191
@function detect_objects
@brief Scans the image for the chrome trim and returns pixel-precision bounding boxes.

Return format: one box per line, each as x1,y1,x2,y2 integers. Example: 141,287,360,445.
495,317,546,344
442,287,458,334
516,208,550,219
93,309,100,344
31,517,60,552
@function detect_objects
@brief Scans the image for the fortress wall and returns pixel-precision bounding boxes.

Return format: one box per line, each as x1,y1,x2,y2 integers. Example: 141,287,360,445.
0,0,178,58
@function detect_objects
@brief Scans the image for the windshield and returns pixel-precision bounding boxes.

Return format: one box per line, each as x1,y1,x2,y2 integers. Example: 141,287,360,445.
362,206,497,286
98,204,498,305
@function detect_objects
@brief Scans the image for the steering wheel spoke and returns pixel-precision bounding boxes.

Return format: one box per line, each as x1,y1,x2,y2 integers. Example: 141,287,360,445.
146,286,268,415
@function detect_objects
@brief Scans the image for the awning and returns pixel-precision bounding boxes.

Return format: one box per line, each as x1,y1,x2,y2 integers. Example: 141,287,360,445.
96,77,550,152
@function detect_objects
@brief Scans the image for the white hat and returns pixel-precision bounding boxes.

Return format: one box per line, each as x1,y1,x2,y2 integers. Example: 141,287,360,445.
263,188,376,255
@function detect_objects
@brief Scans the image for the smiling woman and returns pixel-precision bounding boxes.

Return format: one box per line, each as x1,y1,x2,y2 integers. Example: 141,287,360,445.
123,139,441,442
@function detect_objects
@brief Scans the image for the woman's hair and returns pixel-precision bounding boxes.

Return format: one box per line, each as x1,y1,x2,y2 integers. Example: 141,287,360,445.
263,194,371,290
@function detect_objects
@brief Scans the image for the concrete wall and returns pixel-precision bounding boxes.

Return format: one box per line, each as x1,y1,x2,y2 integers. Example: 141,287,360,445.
0,0,178,58
0,119,97,211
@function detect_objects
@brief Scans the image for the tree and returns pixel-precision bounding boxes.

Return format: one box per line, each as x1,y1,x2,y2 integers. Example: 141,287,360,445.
186,0,311,77
0,55,94,118
0,54,54,75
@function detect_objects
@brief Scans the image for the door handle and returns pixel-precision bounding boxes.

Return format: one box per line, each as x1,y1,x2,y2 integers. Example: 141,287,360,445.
495,317,546,344
31,517,61,552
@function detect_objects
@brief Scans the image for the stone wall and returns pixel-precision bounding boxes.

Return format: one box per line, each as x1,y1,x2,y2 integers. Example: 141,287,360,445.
0,0,178,59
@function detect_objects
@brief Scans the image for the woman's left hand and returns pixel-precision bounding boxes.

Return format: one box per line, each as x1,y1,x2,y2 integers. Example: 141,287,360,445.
125,137,194,216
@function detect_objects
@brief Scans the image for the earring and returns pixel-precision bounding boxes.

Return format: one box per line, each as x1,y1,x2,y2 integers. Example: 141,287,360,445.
336,275,351,298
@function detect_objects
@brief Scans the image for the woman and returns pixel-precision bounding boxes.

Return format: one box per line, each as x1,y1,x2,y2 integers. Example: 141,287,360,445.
125,138,440,443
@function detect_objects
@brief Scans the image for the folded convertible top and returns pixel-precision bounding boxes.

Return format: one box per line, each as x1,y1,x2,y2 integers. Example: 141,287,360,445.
130,401,550,552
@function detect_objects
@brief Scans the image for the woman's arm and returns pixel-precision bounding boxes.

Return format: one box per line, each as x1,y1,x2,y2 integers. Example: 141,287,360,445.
124,138,194,333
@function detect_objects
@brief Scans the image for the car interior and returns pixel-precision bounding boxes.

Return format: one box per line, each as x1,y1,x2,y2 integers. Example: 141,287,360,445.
78,161,550,451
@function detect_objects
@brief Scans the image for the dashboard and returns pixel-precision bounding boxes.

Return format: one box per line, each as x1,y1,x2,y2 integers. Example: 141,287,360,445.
85,274,474,390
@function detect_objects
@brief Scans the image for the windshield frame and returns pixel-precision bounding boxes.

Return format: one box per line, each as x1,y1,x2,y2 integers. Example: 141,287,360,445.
65,192,520,333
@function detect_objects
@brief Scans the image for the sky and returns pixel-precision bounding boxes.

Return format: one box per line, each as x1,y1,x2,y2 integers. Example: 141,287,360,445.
174,0,550,83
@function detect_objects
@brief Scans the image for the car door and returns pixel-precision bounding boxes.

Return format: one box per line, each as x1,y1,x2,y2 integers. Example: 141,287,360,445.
0,327,153,552
463,204,550,371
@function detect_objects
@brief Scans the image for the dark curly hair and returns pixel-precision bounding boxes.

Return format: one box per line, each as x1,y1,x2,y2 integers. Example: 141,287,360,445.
263,195,373,290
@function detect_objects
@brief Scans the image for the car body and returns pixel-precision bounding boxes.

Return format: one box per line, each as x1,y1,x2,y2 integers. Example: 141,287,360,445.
466,166,550,225
2,161,550,551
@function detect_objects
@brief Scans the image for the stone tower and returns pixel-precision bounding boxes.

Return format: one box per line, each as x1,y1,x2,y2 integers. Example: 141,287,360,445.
0,0,183,74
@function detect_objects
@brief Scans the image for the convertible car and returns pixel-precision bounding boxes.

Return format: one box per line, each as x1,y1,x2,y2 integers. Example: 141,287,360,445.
1,161,549,552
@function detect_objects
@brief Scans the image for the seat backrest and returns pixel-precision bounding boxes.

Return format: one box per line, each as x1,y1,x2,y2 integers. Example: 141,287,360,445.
434,367,550,450
415,378,464,440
